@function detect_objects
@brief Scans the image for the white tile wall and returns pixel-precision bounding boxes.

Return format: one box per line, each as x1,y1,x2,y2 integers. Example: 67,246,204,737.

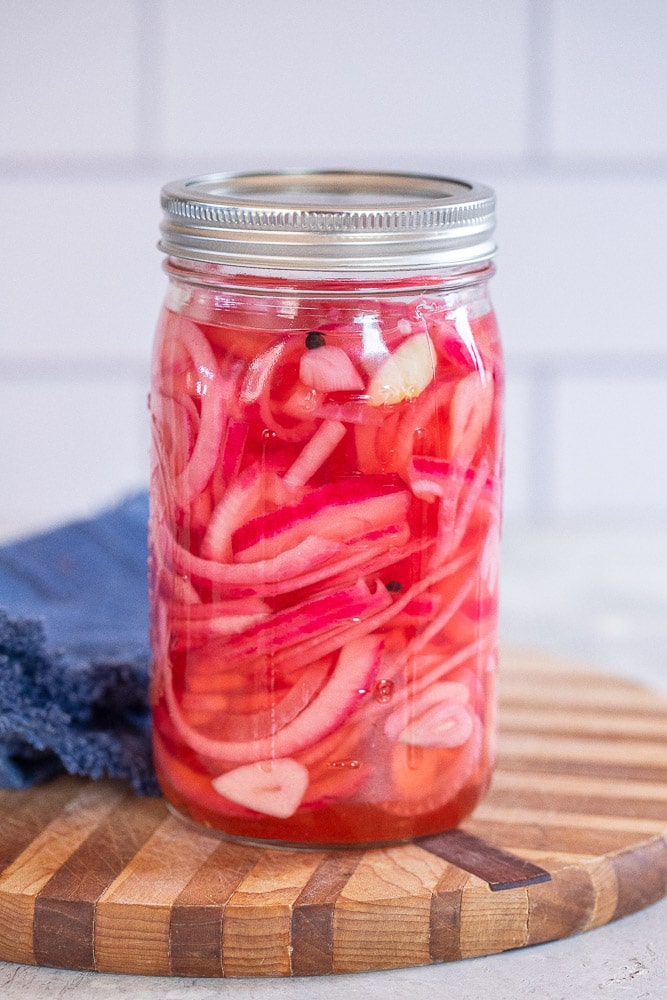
1,0,666,540
0,377,148,539
501,371,533,521
492,177,667,357
0,178,164,362
552,1,667,158
553,375,667,518
160,0,530,162
0,1,140,158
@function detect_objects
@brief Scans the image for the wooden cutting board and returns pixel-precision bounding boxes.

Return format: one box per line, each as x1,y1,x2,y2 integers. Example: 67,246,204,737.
0,647,665,978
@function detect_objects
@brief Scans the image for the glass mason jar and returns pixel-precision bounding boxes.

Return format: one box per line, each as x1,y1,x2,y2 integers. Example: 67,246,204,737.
149,171,504,847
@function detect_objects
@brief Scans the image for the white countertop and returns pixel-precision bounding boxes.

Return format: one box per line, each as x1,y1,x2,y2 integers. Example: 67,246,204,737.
1,520,666,999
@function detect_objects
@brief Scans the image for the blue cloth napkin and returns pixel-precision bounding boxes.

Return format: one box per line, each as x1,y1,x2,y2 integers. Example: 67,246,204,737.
0,493,158,795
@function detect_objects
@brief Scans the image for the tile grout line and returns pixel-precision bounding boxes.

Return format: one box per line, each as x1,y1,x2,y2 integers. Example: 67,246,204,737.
525,0,555,163
135,0,163,159
1,156,667,184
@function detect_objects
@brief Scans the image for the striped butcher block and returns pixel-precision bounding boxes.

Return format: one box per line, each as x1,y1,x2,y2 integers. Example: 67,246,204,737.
0,647,665,977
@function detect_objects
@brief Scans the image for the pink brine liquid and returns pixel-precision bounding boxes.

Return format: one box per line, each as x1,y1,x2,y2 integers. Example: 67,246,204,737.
149,275,503,846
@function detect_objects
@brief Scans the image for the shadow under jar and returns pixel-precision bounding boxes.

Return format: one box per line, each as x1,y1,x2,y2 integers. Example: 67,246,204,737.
149,170,504,847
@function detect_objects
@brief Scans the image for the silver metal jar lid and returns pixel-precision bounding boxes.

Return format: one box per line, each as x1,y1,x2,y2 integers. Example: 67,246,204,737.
159,170,496,272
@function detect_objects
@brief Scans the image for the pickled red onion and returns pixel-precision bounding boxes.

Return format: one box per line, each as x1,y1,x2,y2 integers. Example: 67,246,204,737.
282,420,347,491
163,635,383,763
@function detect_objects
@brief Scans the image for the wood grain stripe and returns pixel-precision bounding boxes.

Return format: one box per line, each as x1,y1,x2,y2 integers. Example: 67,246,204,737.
0,649,663,977
489,792,667,823
487,773,667,822
579,857,619,930
32,792,167,971
499,733,667,768
474,805,667,835
0,777,84,869
496,754,667,785
334,845,444,973
459,880,529,958
170,839,260,977
500,708,667,741
499,649,654,688
501,696,667,721
223,851,325,977
492,769,667,802
291,851,364,976
0,782,126,965
462,815,663,857
500,680,663,713
95,815,221,975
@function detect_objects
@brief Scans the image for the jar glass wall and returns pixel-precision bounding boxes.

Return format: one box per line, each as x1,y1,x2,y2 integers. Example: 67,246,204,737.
149,172,504,847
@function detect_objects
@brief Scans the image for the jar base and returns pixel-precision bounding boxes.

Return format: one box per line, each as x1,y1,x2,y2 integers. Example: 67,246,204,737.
162,767,489,850
165,800,418,851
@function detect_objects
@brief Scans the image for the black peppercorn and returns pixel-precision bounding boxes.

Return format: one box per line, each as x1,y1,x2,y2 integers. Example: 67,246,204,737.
305,331,326,349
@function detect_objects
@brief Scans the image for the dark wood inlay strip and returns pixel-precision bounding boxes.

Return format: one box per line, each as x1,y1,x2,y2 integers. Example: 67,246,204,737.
170,840,260,977
611,838,667,920
527,863,596,944
418,829,551,891
428,864,469,962
291,851,364,976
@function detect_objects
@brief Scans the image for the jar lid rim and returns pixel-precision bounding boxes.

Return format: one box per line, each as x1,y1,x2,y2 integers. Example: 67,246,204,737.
159,169,497,271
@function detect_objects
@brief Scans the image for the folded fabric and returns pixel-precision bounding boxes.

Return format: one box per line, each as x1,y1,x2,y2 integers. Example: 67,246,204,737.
0,494,159,795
